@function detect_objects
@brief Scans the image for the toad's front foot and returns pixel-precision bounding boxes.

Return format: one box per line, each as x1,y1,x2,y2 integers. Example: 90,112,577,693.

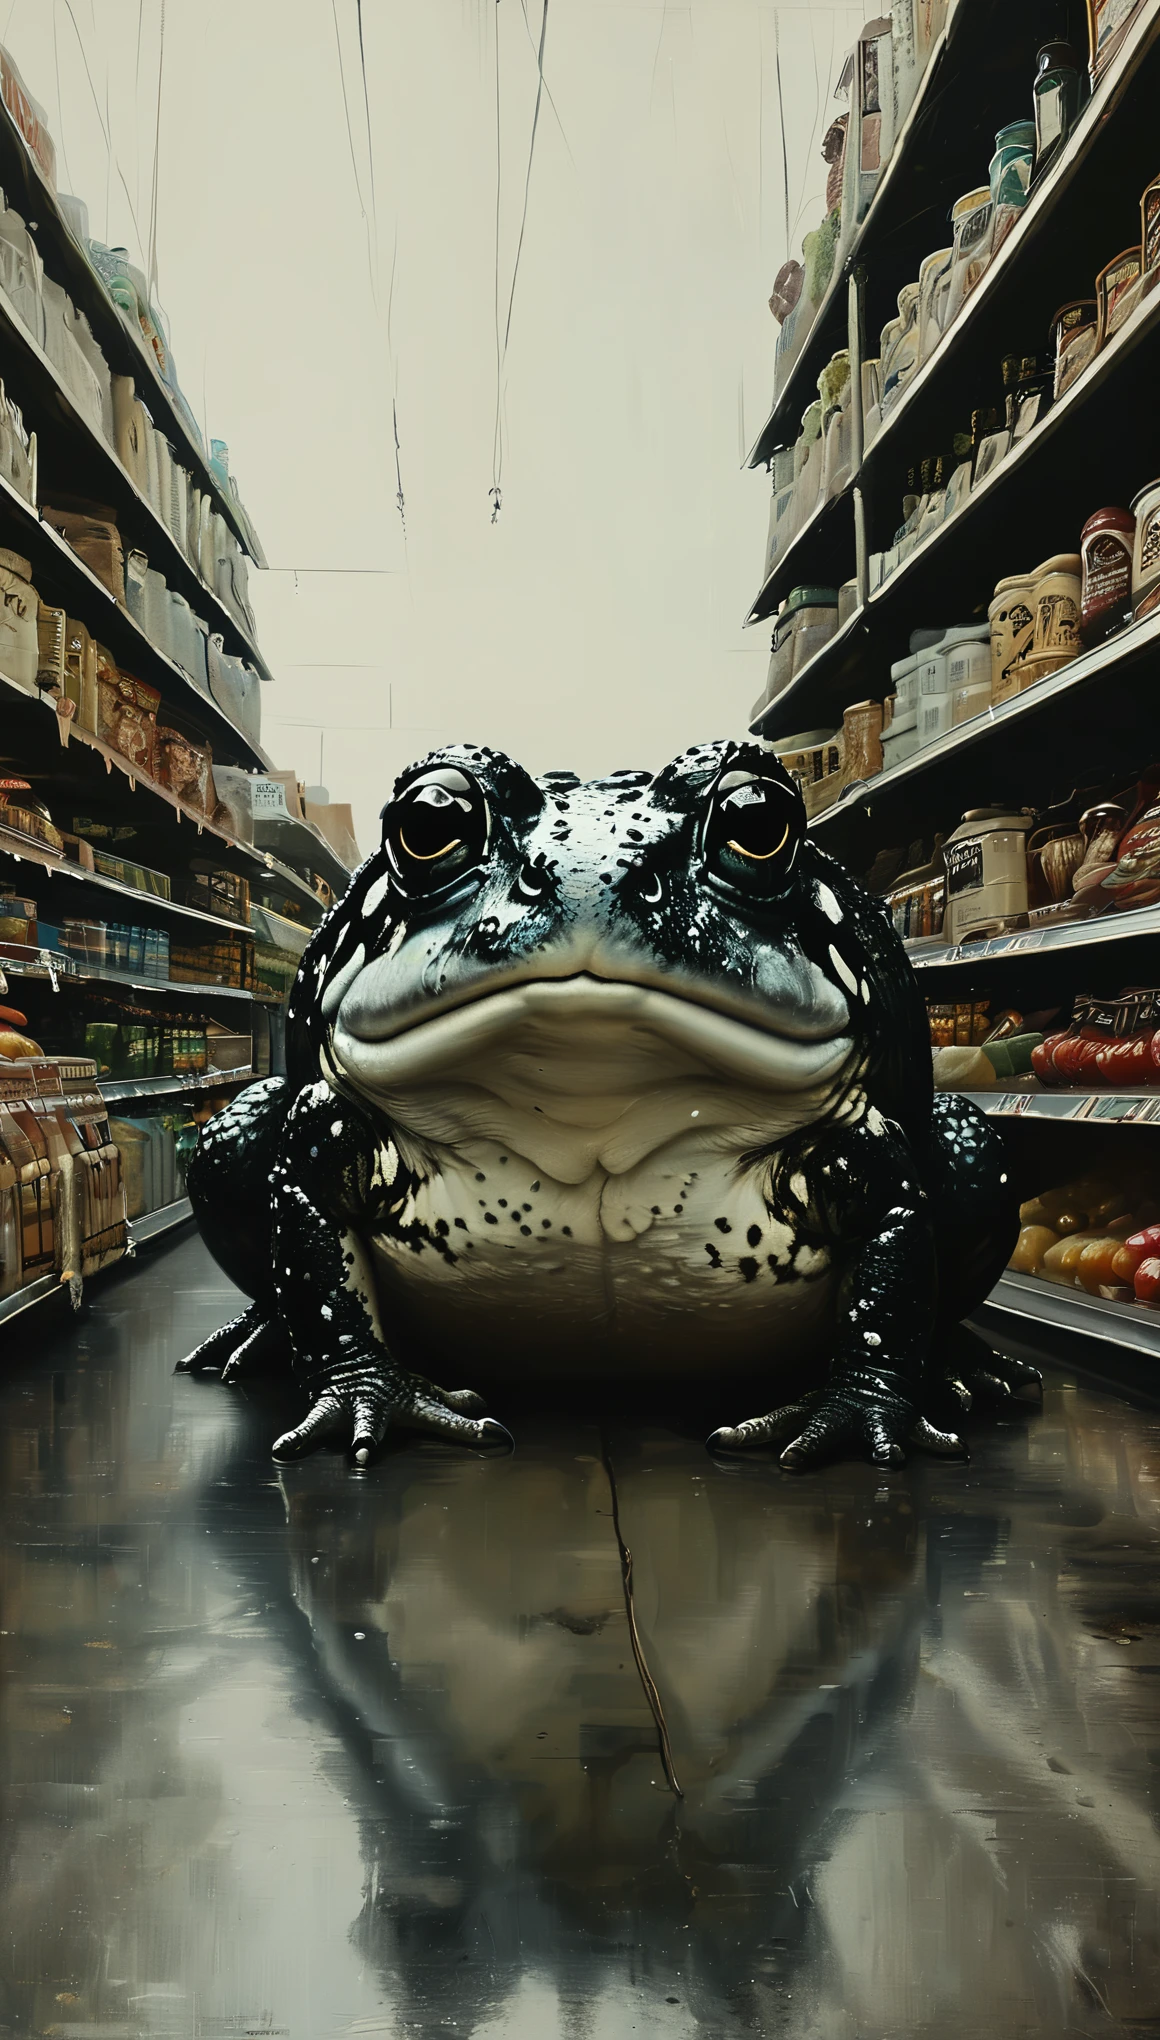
272,1350,513,1466
708,1365,966,1471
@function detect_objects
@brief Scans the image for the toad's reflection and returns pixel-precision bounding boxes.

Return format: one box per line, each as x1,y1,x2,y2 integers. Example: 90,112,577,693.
5,1255,1160,2040
276,1430,943,2025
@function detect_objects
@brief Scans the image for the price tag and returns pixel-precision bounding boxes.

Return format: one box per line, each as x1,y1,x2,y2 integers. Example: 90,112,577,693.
251,777,291,819
1088,1094,1150,1121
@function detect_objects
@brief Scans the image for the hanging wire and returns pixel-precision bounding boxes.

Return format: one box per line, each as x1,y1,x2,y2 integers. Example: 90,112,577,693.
145,0,165,304
491,0,550,521
773,6,790,257
490,0,503,522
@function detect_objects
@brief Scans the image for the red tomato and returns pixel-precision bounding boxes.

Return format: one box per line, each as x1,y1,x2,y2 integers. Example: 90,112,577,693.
1052,1036,1103,1084
1095,1035,1157,1085
1033,1035,1068,1087
1134,1256,1160,1306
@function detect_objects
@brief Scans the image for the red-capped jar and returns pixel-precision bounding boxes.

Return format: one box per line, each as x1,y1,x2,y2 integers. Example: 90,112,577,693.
1080,504,1136,646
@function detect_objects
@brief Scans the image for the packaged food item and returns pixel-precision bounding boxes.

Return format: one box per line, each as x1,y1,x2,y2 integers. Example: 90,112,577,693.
156,726,215,816
841,700,882,785
41,504,126,604
988,573,1036,702
1142,170,1160,278
63,617,98,731
942,808,1033,944
0,782,62,852
1023,554,1082,685
35,603,66,698
0,896,36,947
186,863,251,926
1085,0,1143,82
1130,477,1160,620
0,547,38,691
1095,245,1144,348
96,667,160,776
1080,505,1136,644
1051,298,1098,396
1033,42,1080,178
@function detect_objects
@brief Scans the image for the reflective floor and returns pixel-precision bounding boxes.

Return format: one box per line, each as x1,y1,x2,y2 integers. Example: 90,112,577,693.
2,1235,1160,2037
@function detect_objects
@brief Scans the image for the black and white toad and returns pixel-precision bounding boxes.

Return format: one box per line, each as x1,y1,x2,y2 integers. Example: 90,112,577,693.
181,741,1035,1468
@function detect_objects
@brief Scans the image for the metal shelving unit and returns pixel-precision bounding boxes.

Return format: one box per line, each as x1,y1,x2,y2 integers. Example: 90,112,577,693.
0,86,263,567
130,1196,194,1244
99,1071,253,1105
743,6,1160,1370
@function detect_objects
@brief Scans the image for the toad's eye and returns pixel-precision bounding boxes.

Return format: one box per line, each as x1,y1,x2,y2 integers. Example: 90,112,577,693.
382,768,489,895
704,768,804,892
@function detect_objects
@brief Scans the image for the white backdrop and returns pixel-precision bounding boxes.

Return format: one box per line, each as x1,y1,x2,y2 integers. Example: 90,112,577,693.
3,0,862,853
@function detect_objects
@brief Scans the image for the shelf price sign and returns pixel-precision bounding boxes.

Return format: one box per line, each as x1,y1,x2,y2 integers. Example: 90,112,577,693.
250,779,292,820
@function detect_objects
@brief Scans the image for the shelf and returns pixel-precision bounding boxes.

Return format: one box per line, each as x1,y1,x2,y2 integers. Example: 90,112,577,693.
129,1196,194,1244
745,487,853,627
810,603,1160,847
957,1087,1160,1126
0,463,264,770
858,5,1160,502
0,1267,61,1328
99,1070,255,1105
903,902,1160,976
745,0,975,468
983,1267,1160,1361
0,664,329,917
0,275,272,686
0,88,263,566
751,274,1160,738
0,947,274,1005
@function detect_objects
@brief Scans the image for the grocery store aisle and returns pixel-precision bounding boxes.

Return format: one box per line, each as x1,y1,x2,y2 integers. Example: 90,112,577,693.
2,1235,1160,2039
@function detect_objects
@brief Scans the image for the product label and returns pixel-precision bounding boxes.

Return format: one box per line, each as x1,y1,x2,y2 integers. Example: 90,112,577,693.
944,840,983,896
1082,530,1133,617
250,778,292,819
1141,510,1160,573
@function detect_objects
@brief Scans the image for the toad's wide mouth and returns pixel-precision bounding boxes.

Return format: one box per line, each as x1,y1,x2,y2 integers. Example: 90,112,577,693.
331,971,855,1105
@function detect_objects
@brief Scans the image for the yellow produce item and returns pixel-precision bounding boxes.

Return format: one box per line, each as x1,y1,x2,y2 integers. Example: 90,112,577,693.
1075,1237,1133,1293
0,1029,41,1058
1009,1224,1058,1273
1041,1232,1098,1281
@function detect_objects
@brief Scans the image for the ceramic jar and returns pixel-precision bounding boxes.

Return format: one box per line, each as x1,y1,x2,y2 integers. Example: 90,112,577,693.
988,573,1037,702
1023,553,1082,686
1095,246,1143,349
1033,44,1079,178
1079,505,1135,644
1051,299,1098,396
1130,477,1160,620
942,809,1034,944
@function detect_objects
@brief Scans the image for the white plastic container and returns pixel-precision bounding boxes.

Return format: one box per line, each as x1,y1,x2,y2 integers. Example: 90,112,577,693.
916,624,990,748
881,705,919,771
890,651,920,712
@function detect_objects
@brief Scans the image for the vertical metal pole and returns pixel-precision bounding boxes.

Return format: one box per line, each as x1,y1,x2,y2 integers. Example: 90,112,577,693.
848,265,870,612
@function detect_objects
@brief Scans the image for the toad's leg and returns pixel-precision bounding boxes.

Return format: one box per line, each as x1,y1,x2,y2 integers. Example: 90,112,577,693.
266,1082,511,1463
179,1077,292,1376
708,1099,1026,1471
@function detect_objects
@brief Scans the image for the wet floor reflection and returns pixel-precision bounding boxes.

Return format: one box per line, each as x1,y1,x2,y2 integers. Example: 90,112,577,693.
1,1234,1160,2036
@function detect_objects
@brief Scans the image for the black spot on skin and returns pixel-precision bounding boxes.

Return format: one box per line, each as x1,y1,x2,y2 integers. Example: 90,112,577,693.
747,1224,762,1248
478,1200,487,1208
520,1225,532,1236
738,1257,759,1283
714,1217,732,1235
674,1204,683,1214
530,1180,541,1192
510,1212,521,1224
599,872,613,884
475,1172,486,1182
484,1212,498,1226
499,1156,509,1165
650,1205,661,1215
522,1203,532,1213
704,1243,723,1269
454,1217,467,1230
435,1219,450,1237
562,1225,572,1237
541,1218,551,1228
767,1253,781,1271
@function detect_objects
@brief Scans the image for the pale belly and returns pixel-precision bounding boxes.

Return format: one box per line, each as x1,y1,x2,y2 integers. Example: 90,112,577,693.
369,1131,836,1381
